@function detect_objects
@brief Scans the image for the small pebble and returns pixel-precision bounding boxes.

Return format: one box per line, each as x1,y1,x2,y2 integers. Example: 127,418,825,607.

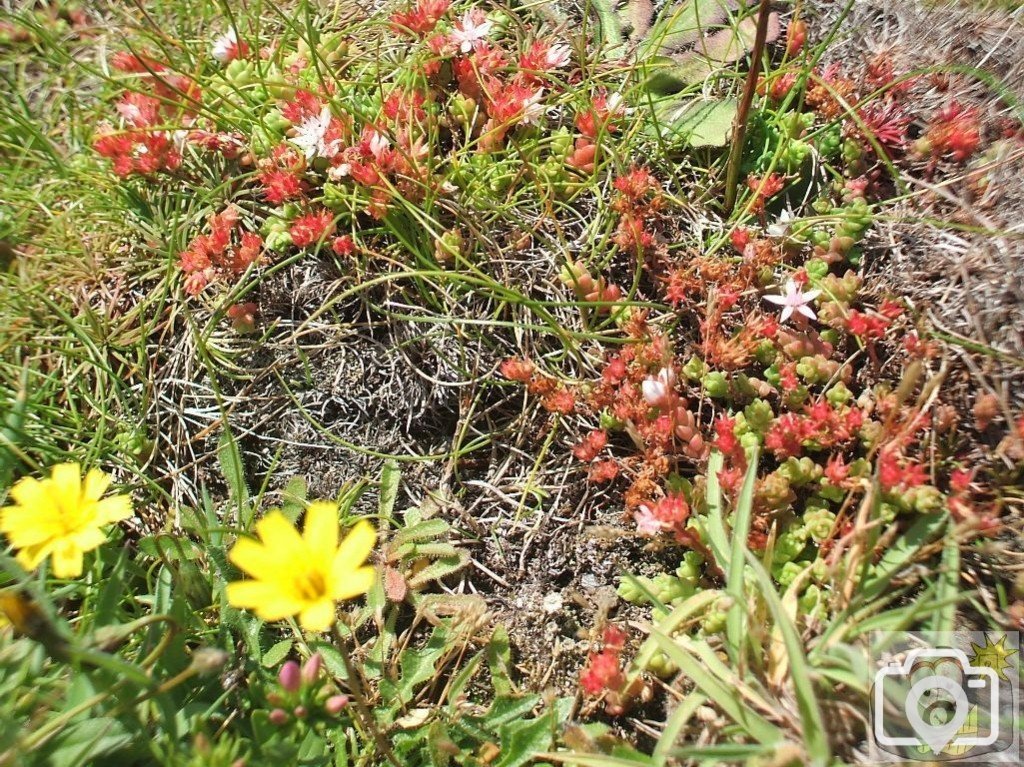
541,591,564,614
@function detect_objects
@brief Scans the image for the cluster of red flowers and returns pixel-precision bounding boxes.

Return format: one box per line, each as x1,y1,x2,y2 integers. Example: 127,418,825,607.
289,209,335,248
633,493,691,540
921,101,982,162
499,357,576,415
178,207,263,295
746,173,785,215
389,2,568,151
389,0,450,37
764,401,864,460
579,625,642,715
92,53,231,178
610,167,663,251
93,93,182,177
877,447,928,492
572,430,619,484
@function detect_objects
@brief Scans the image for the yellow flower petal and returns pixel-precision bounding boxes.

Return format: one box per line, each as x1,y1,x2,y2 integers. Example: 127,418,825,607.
229,536,280,579
302,502,339,567
49,463,83,514
50,541,84,578
16,542,52,572
0,506,58,547
226,581,302,621
72,527,108,553
332,565,376,602
82,469,112,502
298,599,336,632
254,511,305,555
95,494,133,524
7,476,46,508
333,519,375,573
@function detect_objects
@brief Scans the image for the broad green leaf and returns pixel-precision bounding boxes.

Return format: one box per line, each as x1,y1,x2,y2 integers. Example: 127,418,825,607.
495,709,555,767
858,511,949,603
649,97,738,148
487,624,514,697
218,430,251,528
379,460,401,522
262,638,293,668
41,717,135,767
279,475,307,524
640,0,731,58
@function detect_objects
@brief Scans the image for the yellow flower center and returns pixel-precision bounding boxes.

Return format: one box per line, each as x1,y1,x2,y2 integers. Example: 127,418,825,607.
293,568,327,601
54,495,96,536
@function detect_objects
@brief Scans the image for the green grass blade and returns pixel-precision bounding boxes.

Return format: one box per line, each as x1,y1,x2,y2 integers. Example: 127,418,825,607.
743,553,830,765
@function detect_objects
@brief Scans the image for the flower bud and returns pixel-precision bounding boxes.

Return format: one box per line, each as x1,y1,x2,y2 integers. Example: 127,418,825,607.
325,694,349,715
293,705,308,719
301,652,323,685
278,660,301,693
268,708,289,726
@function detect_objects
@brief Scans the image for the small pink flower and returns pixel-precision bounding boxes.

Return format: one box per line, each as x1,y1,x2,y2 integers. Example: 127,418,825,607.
451,9,493,53
634,505,661,536
763,279,821,323
212,29,249,63
641,367,676,408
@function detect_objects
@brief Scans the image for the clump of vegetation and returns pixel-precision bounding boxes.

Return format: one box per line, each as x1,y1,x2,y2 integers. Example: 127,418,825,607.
2,0,1023,765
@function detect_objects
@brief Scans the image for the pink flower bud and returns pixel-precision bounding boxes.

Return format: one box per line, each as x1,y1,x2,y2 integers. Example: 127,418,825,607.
301,652,323,684
642,368,676,408
293,705,308,719
268,708,289,726
325,694,349,714
278,660,301,693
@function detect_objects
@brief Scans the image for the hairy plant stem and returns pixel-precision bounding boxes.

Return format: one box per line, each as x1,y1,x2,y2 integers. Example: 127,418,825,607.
331,624,402,767
723,0,773,215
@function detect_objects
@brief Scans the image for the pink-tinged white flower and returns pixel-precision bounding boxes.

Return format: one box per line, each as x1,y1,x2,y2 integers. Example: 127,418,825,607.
544,44,571,69
519,88,546,125
451,9,493,53
634,494,690,537
763,279,821,323
365,130,390,160
212,29,248,64
634,505,662,536
519,40,572,73
292,106,340,159
328,162,351,181
642,367,676,408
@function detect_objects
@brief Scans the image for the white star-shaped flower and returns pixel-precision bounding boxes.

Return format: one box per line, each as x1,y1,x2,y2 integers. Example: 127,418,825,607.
763,279,821,323
291,106,338,160
451,10,493,53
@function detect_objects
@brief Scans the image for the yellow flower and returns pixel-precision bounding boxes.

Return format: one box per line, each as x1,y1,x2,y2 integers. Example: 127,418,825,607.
0,463,133,578
226,502,376,632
